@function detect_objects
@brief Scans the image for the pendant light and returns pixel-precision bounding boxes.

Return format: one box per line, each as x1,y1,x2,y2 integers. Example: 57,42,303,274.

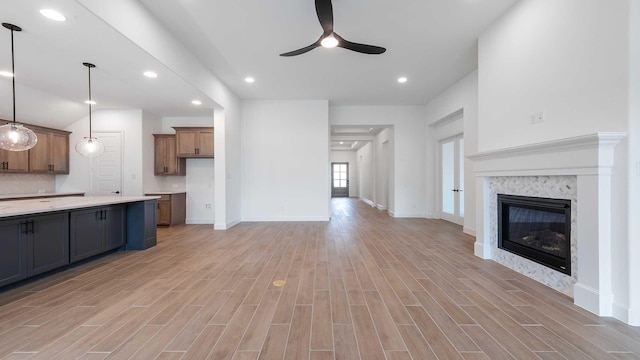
75,62,104,157
0,23,37,151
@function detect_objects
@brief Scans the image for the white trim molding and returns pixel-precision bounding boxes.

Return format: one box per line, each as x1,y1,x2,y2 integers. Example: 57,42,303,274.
469,133,626,319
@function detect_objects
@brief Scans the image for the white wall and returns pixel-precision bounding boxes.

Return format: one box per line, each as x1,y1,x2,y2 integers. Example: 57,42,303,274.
425,71,478,235
186,159,215,224
331,105,426,217
142,111,163,192
357,142,374,205
57,109,144,196
478,0,629,152
626,0,640,326
215,101,242,229
241,100,330,221
375,129,392,210
330,151,359,197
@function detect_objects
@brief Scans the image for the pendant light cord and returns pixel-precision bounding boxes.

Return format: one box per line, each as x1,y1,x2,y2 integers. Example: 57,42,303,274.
87,64,92,139
10,27,15,126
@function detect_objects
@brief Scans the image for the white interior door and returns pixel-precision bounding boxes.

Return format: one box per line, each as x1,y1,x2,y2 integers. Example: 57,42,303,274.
91,132,122,196
440,135,464,225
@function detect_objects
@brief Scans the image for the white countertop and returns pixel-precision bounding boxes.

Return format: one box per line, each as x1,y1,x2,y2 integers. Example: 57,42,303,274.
0,192,86,200
0,196,160,218
145,191,186,195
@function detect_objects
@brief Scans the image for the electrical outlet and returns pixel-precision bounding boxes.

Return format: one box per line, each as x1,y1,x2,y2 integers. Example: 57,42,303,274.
530,111,544,124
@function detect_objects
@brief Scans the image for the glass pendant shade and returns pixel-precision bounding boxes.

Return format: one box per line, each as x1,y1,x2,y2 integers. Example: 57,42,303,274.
0,123,37,151
0,22,37,152
75,136,104,158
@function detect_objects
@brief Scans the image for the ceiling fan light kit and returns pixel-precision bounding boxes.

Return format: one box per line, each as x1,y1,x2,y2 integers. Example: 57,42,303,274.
280,0,386,57
0,23,38,152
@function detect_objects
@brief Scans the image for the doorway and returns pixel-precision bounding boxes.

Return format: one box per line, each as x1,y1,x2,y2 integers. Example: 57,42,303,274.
440,134,464,225
91,132,123,196
331,162,349,197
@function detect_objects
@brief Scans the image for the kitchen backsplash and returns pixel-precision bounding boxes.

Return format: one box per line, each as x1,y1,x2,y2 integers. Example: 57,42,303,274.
0,174,56,195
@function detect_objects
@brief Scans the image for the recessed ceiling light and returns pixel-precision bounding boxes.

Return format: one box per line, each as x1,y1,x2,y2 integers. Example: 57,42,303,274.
0,71,13,77
397,77,408,83
244,77,255,83
192,100,202,105
369,128,373,131
340,142,344,145
40,9,66,22
143,71,157,78
84,100,96,105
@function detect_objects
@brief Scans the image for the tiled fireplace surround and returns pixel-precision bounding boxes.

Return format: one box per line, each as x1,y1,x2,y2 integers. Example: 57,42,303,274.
469,133,626,318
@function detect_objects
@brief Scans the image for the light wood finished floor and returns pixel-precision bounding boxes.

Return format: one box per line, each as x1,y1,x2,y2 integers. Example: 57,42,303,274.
1,198,639,360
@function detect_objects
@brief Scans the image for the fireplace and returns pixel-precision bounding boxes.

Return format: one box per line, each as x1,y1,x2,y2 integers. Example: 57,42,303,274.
497,194,571,275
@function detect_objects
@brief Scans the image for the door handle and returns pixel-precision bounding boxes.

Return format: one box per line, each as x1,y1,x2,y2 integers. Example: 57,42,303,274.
112,191,120,194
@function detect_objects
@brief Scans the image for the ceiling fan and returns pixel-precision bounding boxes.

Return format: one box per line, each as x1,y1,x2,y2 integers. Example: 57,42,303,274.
280,0,386,57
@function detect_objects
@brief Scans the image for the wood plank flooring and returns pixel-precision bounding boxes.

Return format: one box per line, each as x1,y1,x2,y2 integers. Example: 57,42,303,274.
1,198,639,359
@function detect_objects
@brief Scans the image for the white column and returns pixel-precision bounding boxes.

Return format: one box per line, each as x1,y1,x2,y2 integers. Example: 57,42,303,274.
474,176,491,259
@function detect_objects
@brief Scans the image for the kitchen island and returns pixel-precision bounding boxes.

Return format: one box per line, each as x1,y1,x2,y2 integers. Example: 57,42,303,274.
0,196,159,288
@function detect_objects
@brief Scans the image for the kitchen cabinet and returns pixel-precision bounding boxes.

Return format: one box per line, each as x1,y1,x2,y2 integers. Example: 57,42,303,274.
0,197,156,289
0,218,27,287
0,149,29,173
126,199,157,250
173,127,214,158
153,134,185,176
0,212,69,287
27,213,69,276
29,128,70,174
145,192,186,226
70,205,126,263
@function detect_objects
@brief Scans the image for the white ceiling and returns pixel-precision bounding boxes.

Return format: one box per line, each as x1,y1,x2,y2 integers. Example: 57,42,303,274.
0,0,519,129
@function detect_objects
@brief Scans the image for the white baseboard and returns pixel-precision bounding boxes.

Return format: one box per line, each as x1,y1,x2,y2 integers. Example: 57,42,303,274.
613,303,640,326
186,219,214,225
474,241,491,259
463,226,476,237
376,204,388,211
574,282,612,316
361,198,375,207
241,216,330,222
424,213,438,219
390,213,426,218
214,219,241,230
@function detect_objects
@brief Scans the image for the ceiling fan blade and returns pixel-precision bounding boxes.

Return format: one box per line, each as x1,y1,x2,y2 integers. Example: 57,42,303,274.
315,0,334,35
279,42,321,57
334,33,386,55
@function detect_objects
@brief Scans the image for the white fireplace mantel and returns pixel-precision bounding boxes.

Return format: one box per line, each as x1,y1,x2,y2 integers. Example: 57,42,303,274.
468,132,627,317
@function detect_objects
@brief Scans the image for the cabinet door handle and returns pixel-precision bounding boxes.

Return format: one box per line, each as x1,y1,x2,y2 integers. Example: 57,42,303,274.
3,161,7,170
96,210,102,221
103,210,107,221
22,220,34,234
